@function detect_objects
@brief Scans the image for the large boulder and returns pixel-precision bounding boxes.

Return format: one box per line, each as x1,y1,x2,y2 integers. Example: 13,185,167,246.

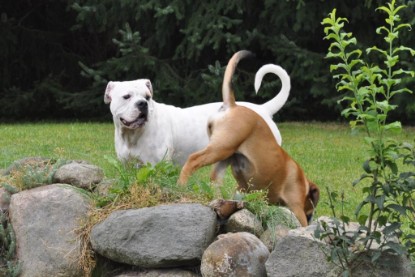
90,203,217,268
265,218,413,276
201,232,269,277
259,224,290,252
9,184,92,277
349,250,412,277
265,235,337,277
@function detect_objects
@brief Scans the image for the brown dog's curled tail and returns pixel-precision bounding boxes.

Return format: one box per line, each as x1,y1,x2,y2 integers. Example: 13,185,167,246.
222,50,254,109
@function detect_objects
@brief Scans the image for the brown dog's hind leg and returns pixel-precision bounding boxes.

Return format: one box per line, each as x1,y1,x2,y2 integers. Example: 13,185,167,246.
210,160,230,185
178,146,235,185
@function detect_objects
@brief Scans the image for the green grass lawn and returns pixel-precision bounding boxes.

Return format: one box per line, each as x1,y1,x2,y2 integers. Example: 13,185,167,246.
0,121,414,219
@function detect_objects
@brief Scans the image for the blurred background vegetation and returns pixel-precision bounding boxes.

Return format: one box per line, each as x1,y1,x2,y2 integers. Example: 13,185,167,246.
1,0,414,123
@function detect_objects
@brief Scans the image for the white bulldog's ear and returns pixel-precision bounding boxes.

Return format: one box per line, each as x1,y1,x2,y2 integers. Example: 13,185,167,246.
104,82,114,104
145,79,153,96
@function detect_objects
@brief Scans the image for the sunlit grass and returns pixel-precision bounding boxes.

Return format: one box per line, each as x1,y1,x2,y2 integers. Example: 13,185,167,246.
0,121,413,219
0,122,117,176
278,122,366,218
278,122,414,218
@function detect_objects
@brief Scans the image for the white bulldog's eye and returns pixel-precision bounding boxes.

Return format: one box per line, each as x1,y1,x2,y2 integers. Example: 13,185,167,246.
145,95,151,101
123,94,131,100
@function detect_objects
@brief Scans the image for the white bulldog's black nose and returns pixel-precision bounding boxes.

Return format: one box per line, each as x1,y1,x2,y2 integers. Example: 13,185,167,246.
135,100,148,110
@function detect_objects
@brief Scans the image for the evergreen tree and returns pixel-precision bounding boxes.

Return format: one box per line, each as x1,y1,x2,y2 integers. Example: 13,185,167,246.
0,0,413,122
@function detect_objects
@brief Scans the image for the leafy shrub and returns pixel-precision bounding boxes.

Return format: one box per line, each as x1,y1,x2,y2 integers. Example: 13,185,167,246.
317,0,415,274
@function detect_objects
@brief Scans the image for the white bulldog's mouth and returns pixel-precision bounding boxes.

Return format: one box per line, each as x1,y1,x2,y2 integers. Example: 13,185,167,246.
120,113,148,129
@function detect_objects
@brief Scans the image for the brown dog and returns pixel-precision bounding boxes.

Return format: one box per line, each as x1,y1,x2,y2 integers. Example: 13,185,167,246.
178,50,319,226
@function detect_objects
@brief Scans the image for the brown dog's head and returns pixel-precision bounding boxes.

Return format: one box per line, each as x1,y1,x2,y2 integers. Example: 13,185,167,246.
305,181,320,223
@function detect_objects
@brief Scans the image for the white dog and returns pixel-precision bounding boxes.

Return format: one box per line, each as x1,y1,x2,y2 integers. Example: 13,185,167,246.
104,60,290,166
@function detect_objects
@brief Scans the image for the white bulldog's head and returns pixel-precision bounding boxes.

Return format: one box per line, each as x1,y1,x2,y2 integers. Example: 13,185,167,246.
104,79,154,129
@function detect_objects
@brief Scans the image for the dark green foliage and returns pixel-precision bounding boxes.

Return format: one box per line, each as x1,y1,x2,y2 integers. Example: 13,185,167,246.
1,0,414,122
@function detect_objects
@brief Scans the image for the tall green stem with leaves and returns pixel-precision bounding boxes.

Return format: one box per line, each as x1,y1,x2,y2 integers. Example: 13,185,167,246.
320,0,415,270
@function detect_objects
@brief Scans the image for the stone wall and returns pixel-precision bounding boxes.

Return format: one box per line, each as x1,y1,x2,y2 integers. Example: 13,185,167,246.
1,158,413,277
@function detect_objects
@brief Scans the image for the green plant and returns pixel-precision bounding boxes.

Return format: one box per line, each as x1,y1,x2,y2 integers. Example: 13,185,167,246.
243,190,299,229
135,160,181,188
319,0,415,273
104,155,138,195
0,212,20,277
100,157,216,206
9,158,69,190
315,188,363,275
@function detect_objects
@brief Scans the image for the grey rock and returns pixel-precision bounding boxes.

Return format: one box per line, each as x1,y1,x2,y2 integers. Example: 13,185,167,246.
113,268,200,277
276,207,302,228
260,224,290,252
94,178,117,197
350,250,412,277
9,184,92,277
91,203,217,268
201,232,269,277
224,209,264,237
265,235,336,277
53,161,104,189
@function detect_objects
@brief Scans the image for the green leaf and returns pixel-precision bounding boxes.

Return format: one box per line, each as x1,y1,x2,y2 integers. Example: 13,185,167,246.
346,49,362,59
390,88,413,97
330,191,339,200
376,6,391,15
386,204,407,215
355,201,368,215
376,100,392,111
374,195,385,210
392,68,415,78
329,64,340,71
340,215,350,224
367,45,387,56
362,159,373,174
136,166,153,183
349,59,363,69
383,121,402,134
392,4,409,16
384,241,407,255
353,173,372,186
377,215,388,226
338,84,354,92
371,251,382,263
365,118,379,132
358,214,368,225
376,26,389,35
384,55,399,67
325,33,342,42
395,23,412,31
